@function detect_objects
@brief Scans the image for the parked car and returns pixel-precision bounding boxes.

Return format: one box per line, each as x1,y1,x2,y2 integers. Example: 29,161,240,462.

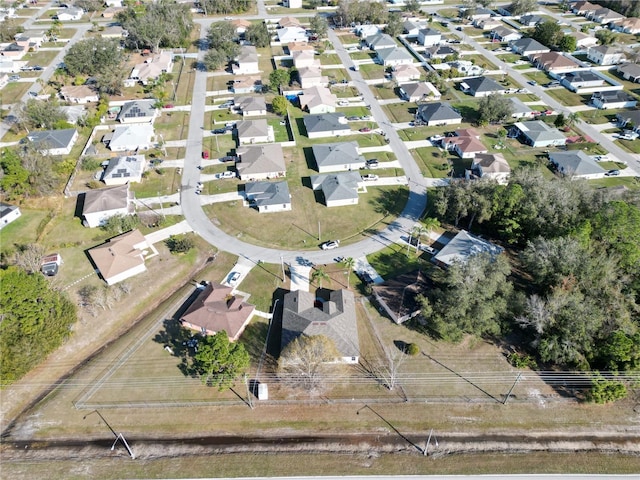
338,100,349,106
217,171,235,179
359,127,371,133
164,104,174,109
528,80,537,86
347,116,360,121
228,271,241,285
360,115,372,121
362,159,379,169
356,270,374,284
32,65,43,71
202,151,209,159
212,128,226,134
605,169,620,176
8,75,20,82
320,240,340,250
362,174,378,181
594,155,608,161
220,155,237,162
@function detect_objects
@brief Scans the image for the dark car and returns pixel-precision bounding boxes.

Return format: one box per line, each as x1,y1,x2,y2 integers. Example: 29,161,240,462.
220,155,237,162
33,65,43,71
212,128,226,134
359,127,371,133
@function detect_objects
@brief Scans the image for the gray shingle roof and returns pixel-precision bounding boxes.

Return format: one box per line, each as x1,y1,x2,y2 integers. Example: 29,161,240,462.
511,37,549,53
312,142,364,170
27,128,76,150
461,76,505,94
549,151,606,177
117,100,156,121
377,47,413,62
310,171,361,202
417,102,462,122
514,120,566,143
82,184,130,214
244,180,291,207
303,113,349,134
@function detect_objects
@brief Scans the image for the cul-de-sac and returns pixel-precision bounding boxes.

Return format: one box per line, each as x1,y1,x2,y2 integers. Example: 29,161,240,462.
1,0,640,477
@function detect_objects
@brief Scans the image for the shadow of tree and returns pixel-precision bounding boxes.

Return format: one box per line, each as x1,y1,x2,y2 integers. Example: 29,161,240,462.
369,187,409,217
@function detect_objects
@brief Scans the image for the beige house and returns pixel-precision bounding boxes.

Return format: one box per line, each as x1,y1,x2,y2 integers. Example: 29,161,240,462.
532,52,581,73
232,46,260,75
180,282,256,340
88,229,151,285
298,65,328,89
299,85,337,114
393,64,421,83
60,85,99,104
126,51,173,86
470,153,511,184
236,144,286,180
292,49,317,68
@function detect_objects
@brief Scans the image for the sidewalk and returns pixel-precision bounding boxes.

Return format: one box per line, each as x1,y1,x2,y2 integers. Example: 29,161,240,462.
144,220,193,245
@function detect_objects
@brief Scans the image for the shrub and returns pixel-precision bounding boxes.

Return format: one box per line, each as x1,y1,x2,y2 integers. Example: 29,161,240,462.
165,234,195,254
587,374,627,404
406,343,420,356
508,352,536,369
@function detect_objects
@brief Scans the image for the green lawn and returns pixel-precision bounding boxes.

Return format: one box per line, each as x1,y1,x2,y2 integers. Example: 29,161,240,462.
319,53,341,65
358,63,385,80
411,147,451,178
132,168,181,198
369,83,400,100
154,112,190,142
382,102,417,123
367,243,433,279
615,138,640,154
545,88,587,107
349,51,375,61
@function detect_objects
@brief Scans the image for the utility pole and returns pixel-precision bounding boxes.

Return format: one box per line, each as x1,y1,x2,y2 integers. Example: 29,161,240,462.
280,255,285,282
111,433,135,459
423,428,438,456
504,372,523,405
318,220,321,241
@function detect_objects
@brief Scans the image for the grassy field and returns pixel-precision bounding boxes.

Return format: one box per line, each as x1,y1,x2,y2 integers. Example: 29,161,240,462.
411,147,451,178
382,102,417,123
154,111,190,141
370,83,400,100
359,63,385,80
131,167,181,198
545,88,588,107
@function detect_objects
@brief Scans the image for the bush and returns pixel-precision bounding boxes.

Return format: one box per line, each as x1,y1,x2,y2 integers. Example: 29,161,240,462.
165,234,195,254
81,156,102,171
587,375,627,404
508,352,536,369
406,343,420,356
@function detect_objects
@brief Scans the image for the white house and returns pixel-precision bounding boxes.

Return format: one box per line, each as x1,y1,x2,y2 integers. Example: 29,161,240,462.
55,7,83,21
116,100,157,124
276,27,308,44
232,46,260,75
102,155,146,185
312,142,365,173
417,28,442,47
470,153,511,184
126,51,173,86
26,129,78,156
303,113,351,139
393,64,421,83
104,124,155,151
284,0,302,8
292,49,317,69
587,45,625,66
89,229,151,285
60,85,99,104
299,85,337,114
82,184,134,228
236,144,286,181
549,151,606,179
0,202,21,229
310,172,362,207
298,65,328,89
376,47,414,67
244,180,292,213
236,119,274,145
591,90,638,110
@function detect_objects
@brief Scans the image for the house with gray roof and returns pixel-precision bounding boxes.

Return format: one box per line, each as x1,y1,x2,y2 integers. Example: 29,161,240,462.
519,14,544,27
244,180,291,213
310,171,362,207
366,33,397,50
491,26,521,43
232,45,259,75
509,97,534,119
459,76,507,97
416,102,462,126
509,120,566,148
591,90,638,110
303,113,350,139
26,128,78,155
432,230,503,269
236,144,286,180
81,183,135,228
116,100,157,123
376,47,414,67
0,202,21,229
616,109,640,131
510,37,550,57
312,142,365,173
560,70,604,92
281,289,359,364
236,119,274,145
417,28,442,47
425,45,458,60
618,63,640,83
102,155,145,185
400,81,441,102
549,151,606,179
235,96,267,117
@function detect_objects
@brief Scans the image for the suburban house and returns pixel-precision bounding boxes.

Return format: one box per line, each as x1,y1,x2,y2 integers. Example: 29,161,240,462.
416,102,462,126
510,38,550,57
0,202,21,229
616,110,640,130
0,59,23,73
101,7,125,19
449,60,484,76
464,7,494,22
459,76,507,97
591,90,638,109
104,124,155,151
376,47,414,67
81,183,135,228
96,25,124,39
88,229,152,285
232,46,260,75
235,144,286,180
442,128,488,158
180,282,256,340
417,28,442,47
281,289,359,364
101,155,145,185
509,97,534,119
617,63,640,83
235,96,267,117
299,85,337,114
26,128,78,156
312,142,365,173
367,33,397,50
279,16,302,28
276,26,308,44
615,17,640,34
116,100,157,123
473,18,502,30
61,105,87,125
355,24,380,39
310,172,362,207
400,82,441,102
0,43,28,59
244,180,292,213
549,151,606,179
519,14,544,27
287,43,314,56
15,30,46,50
572,1,599,16
297,65,328,89
60,85,99,104
126,51,173,86
589,8,625,25
303,113,351,139
393,63,422,83
55,6,83,21
560,70,605,92
403,20,424,36
285,0,302,9
510,120,567,147
469,153,511,184
236,119,274,145
490,26,521,43
424,45,458,60
231,18,252,34
587,45,625,65
573,31,598,48
231,75,263,94
292,49,317,69
372,270,430,324
432,229,503,269
532,52,581,72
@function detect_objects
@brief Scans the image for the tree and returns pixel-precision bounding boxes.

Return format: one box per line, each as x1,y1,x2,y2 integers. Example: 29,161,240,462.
595,29,617,46
16,99,68,131
192,331,250,390
0,267,77,384
597,331,640,372
385,12,403,37
376,347,407,391
478,93,514,124
165,234,195,253
335,0,388,26
12,243,46,274
74,0,103,11
0,148,30,198
245,22,271,48
278,335,342,391
558,34,577,52
271,96,288,116
554,112,567,128
311,266,329,289
102,214,139,236
310,14,328,38
0,19,23,42
201,0,252,15
203,48,228,71
422,217,440,238
206,22,239,56
269,69,291,92
64,37,123,77
403,0,422,14
341,257,355,288
566,112,580,127
591,201,640,272
587,374,628,404
509,0,537,16
531,20,563,48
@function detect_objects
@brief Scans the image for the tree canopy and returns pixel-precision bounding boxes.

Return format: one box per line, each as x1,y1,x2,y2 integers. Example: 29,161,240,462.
192,331,250,390
278,335,342,391
244,22,271,48
200,0,252,15
0,267,77,384
478,93,514,124
509,0,537,16
64,37,123,77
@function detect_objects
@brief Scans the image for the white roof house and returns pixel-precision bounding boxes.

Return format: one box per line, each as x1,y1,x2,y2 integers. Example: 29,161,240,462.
232,46,260,75
299,85,337,114
102,155,146,185
126,51,173,86
105,124,155,152
277,26,308,44
432,230,503,269
298,65,328,89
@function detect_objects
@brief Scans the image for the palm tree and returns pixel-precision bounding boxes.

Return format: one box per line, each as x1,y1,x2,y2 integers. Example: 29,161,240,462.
567,112,580,128
311,266,329,289
422,217,441,242
341,257,355,288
